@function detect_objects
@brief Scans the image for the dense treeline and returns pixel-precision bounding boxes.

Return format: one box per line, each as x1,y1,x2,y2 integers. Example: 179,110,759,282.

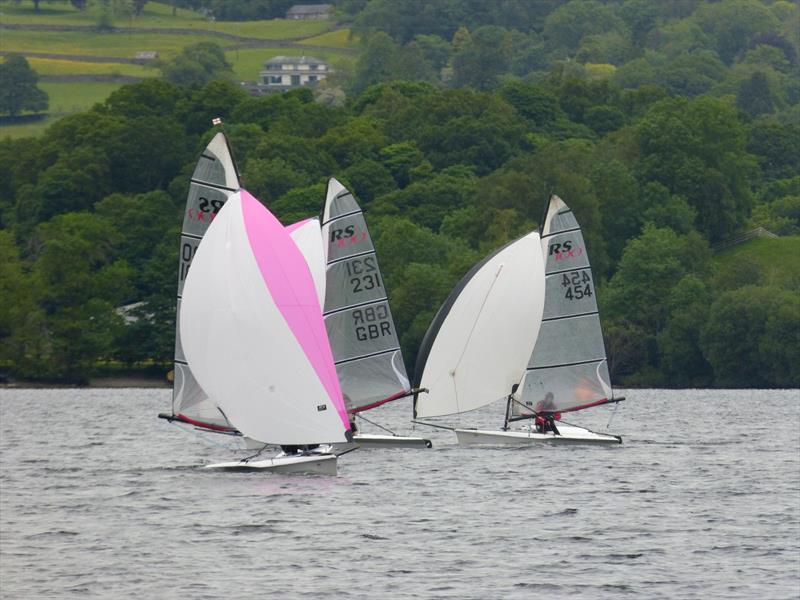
0,0,798,387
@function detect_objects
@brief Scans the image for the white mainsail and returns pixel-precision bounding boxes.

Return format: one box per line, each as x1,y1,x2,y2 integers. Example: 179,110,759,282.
179,190,351,445
514,195,614,416
321,178,411,414
170,132,239,431
412,232,546,419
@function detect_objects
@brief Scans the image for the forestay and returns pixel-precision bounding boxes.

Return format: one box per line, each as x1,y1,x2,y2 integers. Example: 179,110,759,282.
180,191,351,445
514,195,613,416
413,232,545,419
321,178,411,414
171,132,239,431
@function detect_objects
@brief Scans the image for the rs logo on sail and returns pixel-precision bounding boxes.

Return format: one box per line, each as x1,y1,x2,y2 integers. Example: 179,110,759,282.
187,197,225,221
549,240,584,261
331,225,368,248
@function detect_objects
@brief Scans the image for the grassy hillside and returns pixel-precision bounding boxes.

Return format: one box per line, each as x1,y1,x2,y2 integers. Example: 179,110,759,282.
714,236,800,289
0,2,333,39
0,1,355,137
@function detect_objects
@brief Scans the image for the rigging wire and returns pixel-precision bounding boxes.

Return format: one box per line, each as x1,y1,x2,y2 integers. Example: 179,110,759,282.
354,412,397,436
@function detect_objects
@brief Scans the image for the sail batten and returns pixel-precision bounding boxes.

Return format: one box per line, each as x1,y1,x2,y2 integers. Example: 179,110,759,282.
322,178,411,414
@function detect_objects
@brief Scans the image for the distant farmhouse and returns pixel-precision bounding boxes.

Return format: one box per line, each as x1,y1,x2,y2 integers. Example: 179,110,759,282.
256,55,332,92
286,4,333,20
134,51,159,61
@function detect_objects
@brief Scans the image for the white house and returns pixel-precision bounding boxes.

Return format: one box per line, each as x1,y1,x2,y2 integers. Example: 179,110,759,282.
258,55,332,90
286,4,333,20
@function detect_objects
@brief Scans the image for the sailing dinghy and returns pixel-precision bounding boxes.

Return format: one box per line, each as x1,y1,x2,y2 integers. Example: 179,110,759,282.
158,132,252,447
321,178,431,449
414,197,622,445
179,190,353,474
500,195,623,444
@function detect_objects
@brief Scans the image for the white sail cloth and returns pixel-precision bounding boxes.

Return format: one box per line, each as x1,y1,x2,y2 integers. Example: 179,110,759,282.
413,231,545,418
180,191,351,445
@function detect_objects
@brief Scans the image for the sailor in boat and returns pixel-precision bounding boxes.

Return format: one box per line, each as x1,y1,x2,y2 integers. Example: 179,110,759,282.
279,444,321,455
534,392,561,436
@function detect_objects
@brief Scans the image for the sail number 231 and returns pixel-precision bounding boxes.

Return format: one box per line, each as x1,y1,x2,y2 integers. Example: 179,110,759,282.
562,270,593,301
346,256,382,293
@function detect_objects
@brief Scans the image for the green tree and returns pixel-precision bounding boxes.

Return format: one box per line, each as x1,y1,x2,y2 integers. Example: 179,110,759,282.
694,0,780,64
700,286,797,387
28,212,134,381
543,0,627,54
634,97,756,243
657,275,714,386
452,26,513,91
352,32,403,94
0,231,44,378
0,54,48,117
160,42,233,87
602,224,712,334
737,71,776,118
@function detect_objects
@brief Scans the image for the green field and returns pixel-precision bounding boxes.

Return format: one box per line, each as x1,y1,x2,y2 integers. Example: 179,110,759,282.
302,29,358,48
715,236,800,288
0,0,355,137
1,29,221,60
0,1,334,40
28,57,157,77
0,81,125,139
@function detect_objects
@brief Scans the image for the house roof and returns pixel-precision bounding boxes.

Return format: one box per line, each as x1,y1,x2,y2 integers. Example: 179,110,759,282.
286,4,333,16
264,55,327,66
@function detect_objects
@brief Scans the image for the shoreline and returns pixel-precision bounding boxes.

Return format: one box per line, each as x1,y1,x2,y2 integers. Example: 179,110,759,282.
1,376,170,389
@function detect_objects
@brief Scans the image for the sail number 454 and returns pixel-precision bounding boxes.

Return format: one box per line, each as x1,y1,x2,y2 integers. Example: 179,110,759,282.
562,270,593,301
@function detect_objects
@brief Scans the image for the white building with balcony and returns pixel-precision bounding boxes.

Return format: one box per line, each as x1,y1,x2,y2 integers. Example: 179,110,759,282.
258,55,332,91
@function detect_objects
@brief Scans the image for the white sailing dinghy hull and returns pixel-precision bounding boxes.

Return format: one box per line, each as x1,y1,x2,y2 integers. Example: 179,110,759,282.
333,433,432,451
455,424,621,446
203,453,338,475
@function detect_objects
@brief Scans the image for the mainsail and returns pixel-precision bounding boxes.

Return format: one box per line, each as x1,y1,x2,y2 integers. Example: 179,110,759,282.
413,232,545,419
321,178,411,414
170,132,240,431
513,195,614,416
180,190,351,445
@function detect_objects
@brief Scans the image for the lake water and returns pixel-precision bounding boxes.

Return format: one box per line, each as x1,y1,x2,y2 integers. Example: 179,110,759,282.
1,388,798,599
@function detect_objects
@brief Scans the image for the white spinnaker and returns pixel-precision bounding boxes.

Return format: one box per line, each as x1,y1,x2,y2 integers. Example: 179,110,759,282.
413,232,545,418
288,218,326,308
180,193,349,445
173,132,239,429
